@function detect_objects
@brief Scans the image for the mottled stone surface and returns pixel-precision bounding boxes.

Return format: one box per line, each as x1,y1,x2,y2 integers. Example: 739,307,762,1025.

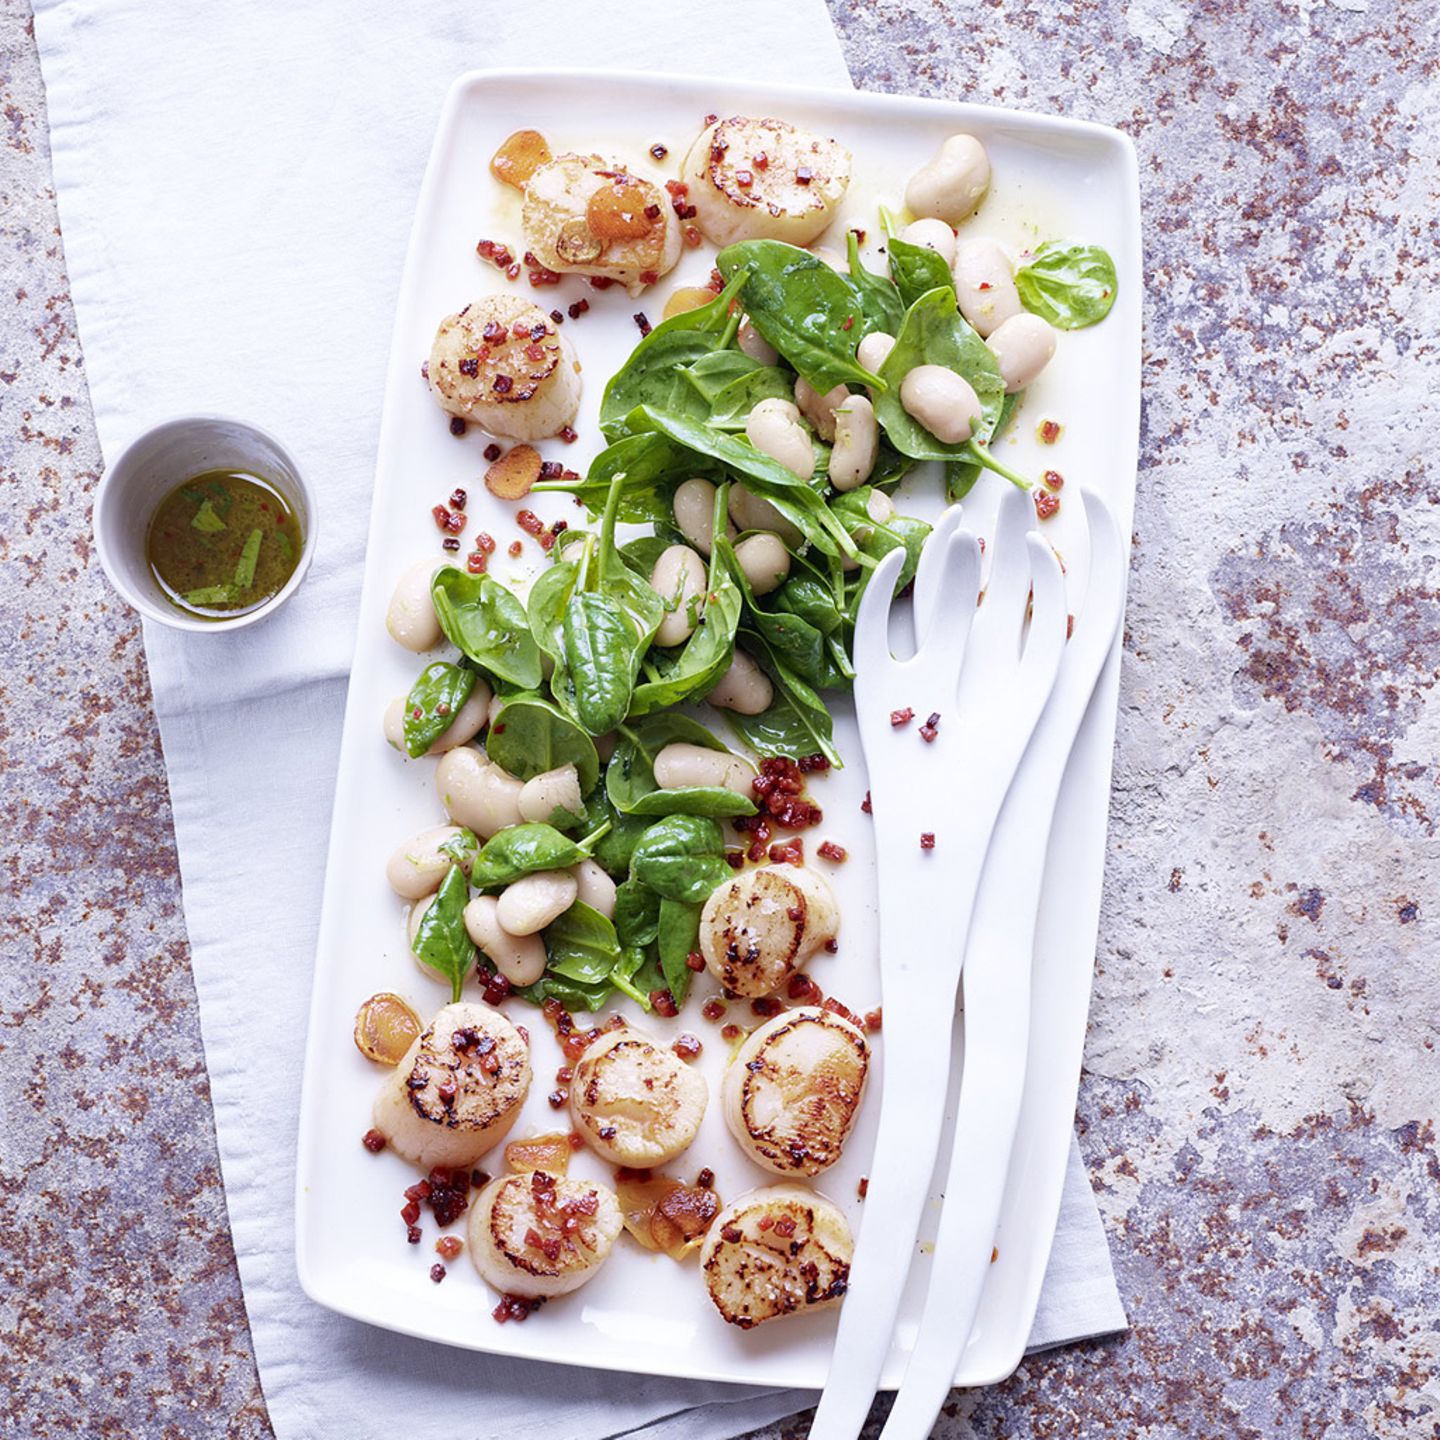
2,0,1436,1437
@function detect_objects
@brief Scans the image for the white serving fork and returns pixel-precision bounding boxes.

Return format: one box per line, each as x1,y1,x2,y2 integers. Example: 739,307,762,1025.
808,486,1069,1440
878,487,1127,1439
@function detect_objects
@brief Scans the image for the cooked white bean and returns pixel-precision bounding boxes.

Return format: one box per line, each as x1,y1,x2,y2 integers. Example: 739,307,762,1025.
568,859,617,919
745,397,814,481
705,650,774,715
985,312,1057,393
793,376,850,443
383,681,493,756
905,133,991,226
463,895,548,986
900,364,983,444
518,764,585,826
829,395,878,491
496,870,579,937
672,477,737,556
900,217,957,267
382,697,407,751
650,544,708,647
435,748,524,838
386,559,442,652
866,489,896,524
736,318,778,365
728,484,804,548
857,331,896,374
386,825,471,900
952,238,1022,338
653,742,757,795
487,692,507,730
406,892,436,947
734,532,791,596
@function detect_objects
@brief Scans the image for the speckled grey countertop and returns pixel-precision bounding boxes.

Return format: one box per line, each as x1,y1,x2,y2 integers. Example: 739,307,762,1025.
3,0,1437,1435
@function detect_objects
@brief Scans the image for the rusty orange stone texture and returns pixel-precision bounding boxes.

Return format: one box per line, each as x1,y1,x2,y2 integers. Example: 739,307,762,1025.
3,0,1437,1437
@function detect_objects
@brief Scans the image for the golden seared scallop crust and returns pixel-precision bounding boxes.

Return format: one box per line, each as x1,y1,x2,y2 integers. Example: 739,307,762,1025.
723,1007,869,1176
468,1170,623,1299
371,1001,531,1170
427,293,580,441
522,153,680,295
681,117,851,248
569,1026,709,1167
700,1184,854,1329
699,864,840,998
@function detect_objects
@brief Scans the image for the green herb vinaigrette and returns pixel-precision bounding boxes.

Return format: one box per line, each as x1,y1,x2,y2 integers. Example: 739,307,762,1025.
145,470,302,618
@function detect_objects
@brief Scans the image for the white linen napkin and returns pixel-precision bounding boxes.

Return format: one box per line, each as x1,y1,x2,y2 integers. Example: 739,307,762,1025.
31,2,1126,1435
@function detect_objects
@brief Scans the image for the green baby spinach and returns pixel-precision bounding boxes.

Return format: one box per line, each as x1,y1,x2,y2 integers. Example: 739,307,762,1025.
613,877,662,949
1015,242,1117,329
468,821,605,890
847,230,905,337
724,630,841,767
431,567,543,689
606,713,756,818
410,865,474,1002
657,898,702,1008
485,693,600,796
402,660,477,759
543,902,623,985
629,814,733,903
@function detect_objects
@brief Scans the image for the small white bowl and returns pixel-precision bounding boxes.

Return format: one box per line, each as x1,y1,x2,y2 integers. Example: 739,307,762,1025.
94,414,318,633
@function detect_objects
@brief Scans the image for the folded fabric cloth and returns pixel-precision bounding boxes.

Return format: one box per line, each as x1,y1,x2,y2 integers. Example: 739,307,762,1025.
31,2,1125,1435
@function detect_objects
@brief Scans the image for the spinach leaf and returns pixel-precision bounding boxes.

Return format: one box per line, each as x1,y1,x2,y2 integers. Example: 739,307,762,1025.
613,878,661,949
683,348,763,402
847,230,904,337
532,430,695,524
469,822,600,889
607,714,757,818
437,828,480,867
773,574,845,637
516,971,615,1014
526,561,576,664
485,692,600,794
431,568,543,689
717,240,884,394
402,661,477,759
544,902,622,985
629,815,733,903
618,535,670,579
627,405,859,562
831,491,932,592
705,365,797,431
945,391,1021,501
886,234,954,311
233,529,263,590
658,898,702,1008
585,788,653,878
410,865,474,1002
563,591,639,734
599,273,747,438
1015,242,1117,329
724,630,841,767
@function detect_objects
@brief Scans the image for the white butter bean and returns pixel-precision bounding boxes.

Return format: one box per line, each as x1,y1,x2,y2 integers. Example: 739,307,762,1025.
653,742,757,795
728,483,804,548
985,312,1057,393
745,397,814,481
406,892,435,947
518,764,585,826
829,395,879,491
386,825,471,900
900,364,983,444
464,895,548,986
434,747,524,838
734,532,791,596
952,238,1022,338
568,859,617,919
650,544,708,647
705,650,774,715
901,217,958,267
496,870,578,937
383,680,493,756
672,477,737,556
737,318,778,365
487,692,507,730
386,559,442,652
905,133,991,226
794,376,850,443
857,330,897,375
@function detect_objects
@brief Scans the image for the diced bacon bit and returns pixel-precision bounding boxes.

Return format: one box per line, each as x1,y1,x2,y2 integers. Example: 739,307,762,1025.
650,143,668,160
796,167,813,185
684,950,707,972
538,532,556,553
696,1167,716,1189
768,838,804,865
475,531,496,554
683,225,703,248
458,356,479,377
701,998,727,1023
420,360,429,381
861,791,872,814
822,995,864,1028
466,552,487,574
524,341,547,362
1034,489,1061,521
639,269,659,286
824,938,839,954
432,505,466,535
508,540,523,557
407,1225,422,1244
550,309,565,325
665,178,688,197
672,1033,703,1061
735,169,753,187
850,227,867,245
724,848,745,869
758,1214,774,1231
442,537,460,552
476,238,516,270
449,417,467,437
1039,419,1062,444
773,1215,797,1238
798,754,830,773
919,713,940,743
362,1128,387,1154
435,1236,464,1261
429,1263,447,1283
450,488,468,510
589,276,617,291
720,1225,743,1244
506,263,521,280
753,151,768,170
551,519,569,537
493,1293,545,1324
547,1088,568,1109
516,509,545,535
816,840,847,864
857,1176,869,1200
751,996,783,1019
633,312,652,336
484,442,502,461
1043,469,1065,489
1067,614,1076,640
492,374,514,394
650,989,679,1018
568,298,590,319
920,832,936,849
528,264,562,287
703,113,718,126
890,707,914,727
567,1131,585,1151
720,1023,745,1042
865,1008,883,1032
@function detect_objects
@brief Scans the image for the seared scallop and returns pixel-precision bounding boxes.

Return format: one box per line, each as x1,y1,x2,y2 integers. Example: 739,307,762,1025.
681,117,851,248
699,864,840,997
468,1170,623,1299
723,1007,869,1176
371,1002,530,1170
700,1184,853,1329
570,1026,708,1167
427,293,580,441
522,153,680,296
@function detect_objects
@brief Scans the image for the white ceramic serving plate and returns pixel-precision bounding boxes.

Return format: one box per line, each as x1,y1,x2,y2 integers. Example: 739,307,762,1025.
296,68,1140,1390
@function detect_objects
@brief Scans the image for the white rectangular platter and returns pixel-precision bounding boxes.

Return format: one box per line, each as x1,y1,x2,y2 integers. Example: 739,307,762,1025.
296,68,1140,1391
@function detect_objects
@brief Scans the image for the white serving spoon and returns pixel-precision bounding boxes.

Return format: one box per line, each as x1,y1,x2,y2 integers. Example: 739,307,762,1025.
878,487,1127,1439
808,486,1068,1440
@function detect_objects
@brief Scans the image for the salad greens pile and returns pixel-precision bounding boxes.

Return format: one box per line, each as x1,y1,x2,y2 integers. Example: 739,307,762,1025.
402,229,1117,1013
